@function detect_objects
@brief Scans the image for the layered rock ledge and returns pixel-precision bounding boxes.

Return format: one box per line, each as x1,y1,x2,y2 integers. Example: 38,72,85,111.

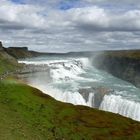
94,50,140,88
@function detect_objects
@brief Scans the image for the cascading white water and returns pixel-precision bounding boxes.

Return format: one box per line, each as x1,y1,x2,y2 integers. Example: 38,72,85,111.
87,93,95,107
19,56,140,121
30,84,87,106
99,94,140,121
19,58,90,82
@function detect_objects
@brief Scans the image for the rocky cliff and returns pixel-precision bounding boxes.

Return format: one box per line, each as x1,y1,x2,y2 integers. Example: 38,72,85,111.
0,41,4,51
94,50,140,88
5,47,45,59
0,42,21,75
0,40,48,75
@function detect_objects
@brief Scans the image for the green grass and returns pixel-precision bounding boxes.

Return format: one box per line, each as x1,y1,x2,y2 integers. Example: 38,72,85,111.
0,79,140,140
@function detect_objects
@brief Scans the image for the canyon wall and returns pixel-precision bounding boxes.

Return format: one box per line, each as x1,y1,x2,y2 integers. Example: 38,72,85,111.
94,50,140,88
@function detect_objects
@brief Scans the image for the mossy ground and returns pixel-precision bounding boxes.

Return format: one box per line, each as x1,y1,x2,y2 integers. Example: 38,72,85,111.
0,79,140,140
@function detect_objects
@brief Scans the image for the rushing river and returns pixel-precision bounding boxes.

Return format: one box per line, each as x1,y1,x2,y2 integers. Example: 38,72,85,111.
19,55,140,121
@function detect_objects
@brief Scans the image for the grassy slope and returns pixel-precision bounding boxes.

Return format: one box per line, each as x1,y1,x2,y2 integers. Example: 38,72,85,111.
0,79,140,140
0,51,21,74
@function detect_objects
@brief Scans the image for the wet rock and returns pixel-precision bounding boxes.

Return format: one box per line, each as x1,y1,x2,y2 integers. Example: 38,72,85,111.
78,88,95,102
93,87,111,108
95,52,140,88
79,87,112,108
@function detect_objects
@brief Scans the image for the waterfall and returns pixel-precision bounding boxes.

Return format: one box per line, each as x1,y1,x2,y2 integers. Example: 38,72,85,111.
19,56,140,122
99,94,140,121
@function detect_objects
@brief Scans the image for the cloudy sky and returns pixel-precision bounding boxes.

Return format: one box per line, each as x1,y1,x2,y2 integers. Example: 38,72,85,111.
0,0,140,52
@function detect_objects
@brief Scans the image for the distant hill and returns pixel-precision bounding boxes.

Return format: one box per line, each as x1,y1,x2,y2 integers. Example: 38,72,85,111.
5,47,47,59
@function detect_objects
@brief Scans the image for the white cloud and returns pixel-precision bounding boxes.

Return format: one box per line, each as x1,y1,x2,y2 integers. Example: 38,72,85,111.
1,0,140,52
66,6,140,31
0,0,46,28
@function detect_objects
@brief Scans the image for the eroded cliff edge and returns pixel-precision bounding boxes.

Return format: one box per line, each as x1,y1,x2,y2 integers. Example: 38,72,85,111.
94,50,140,88
0,41,21,75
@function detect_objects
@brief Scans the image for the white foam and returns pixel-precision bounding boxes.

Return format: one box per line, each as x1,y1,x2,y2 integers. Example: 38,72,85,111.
87,93,95,107
100,94,140,121
49,60,86,82
19,58,92,82
18,59,69,65
30,83,87,106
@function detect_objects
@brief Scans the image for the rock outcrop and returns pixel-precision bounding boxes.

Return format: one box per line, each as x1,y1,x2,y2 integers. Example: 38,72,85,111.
6,47,34,59
0,41,21,75
0,41,4,51
79,86,111,108
94,50,140,88
5,47,47,59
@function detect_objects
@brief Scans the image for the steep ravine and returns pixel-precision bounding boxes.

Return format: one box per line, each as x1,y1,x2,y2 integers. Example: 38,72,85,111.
94,50,140,88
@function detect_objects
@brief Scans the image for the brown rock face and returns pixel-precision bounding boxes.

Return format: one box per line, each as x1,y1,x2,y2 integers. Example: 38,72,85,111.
0,41,4,51
79,86,111,108
94,52,140,88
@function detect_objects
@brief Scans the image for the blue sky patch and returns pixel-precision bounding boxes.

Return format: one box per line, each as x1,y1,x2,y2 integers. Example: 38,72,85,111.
58,0,79,10
10,0,25,4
